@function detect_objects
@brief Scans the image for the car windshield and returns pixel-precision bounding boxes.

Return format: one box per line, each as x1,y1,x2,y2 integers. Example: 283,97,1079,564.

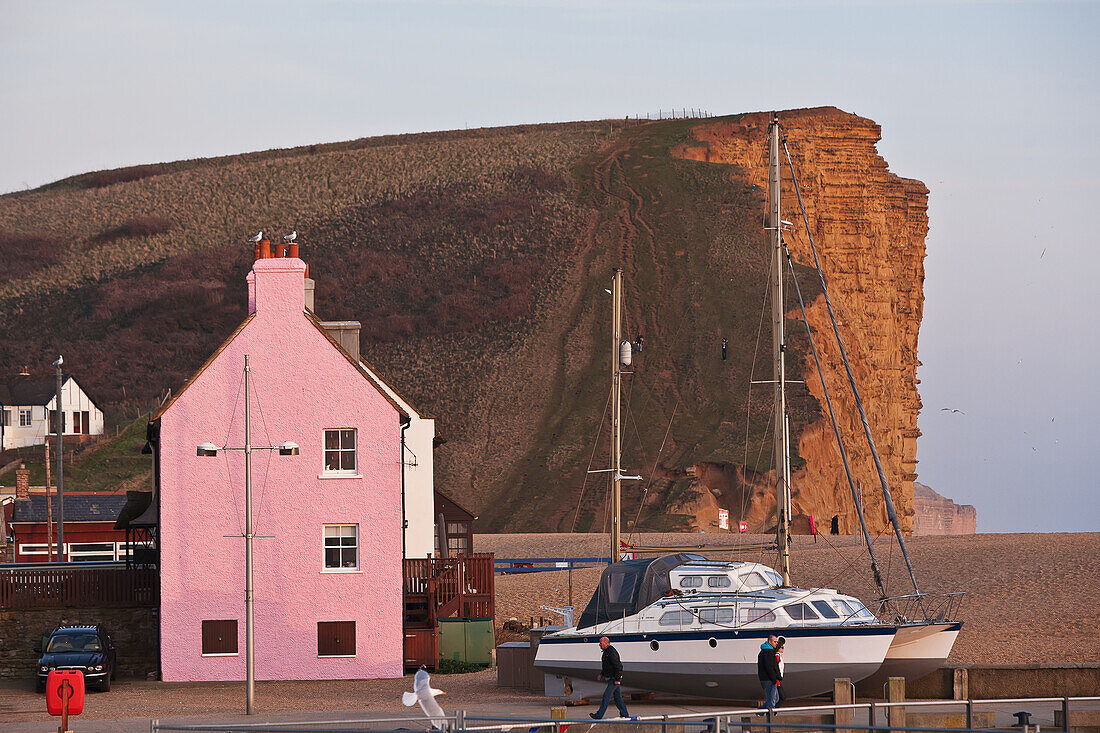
47,632,101,652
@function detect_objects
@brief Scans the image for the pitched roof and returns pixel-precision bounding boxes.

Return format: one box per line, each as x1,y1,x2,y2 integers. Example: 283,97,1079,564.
151,314,256,420
0,374,101,411
305,312,409,418
113,490,153,529
152,309,410,422
0,375,68,407
10,494,129,524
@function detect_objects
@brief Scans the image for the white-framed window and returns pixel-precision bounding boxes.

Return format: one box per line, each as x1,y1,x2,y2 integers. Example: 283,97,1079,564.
322,429,357,474
72,411,90,434
69,542,118,561
707,576,732,588
679,575,703,588
323,524,359,570
19,543,60,557
19,409,32,427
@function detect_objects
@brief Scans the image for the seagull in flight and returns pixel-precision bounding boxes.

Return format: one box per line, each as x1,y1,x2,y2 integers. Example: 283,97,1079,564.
402,667,446,729
283,231,297,242
940,408,965,414
248,231,263,242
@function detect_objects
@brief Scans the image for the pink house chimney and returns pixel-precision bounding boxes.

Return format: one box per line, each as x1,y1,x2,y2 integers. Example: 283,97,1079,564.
248,258,306,316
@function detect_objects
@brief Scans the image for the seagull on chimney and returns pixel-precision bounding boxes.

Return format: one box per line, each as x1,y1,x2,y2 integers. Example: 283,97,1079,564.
248,231,263,242
284,231,297,242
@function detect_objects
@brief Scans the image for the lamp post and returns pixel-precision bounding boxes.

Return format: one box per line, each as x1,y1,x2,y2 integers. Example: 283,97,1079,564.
53,355,64,559
197,355,298,715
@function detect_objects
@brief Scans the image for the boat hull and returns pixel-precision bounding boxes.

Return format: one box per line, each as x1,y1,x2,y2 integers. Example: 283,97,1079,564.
859,622,962,689
535,626,897,700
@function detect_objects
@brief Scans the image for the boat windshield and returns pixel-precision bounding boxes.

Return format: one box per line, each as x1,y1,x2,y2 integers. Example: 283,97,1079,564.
577,554,705,629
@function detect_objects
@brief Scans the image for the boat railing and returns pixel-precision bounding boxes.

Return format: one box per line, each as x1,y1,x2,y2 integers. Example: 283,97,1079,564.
870,591,965,624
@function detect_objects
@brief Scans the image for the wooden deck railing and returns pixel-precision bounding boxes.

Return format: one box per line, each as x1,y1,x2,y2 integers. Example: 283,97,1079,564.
0,565,158,609
403,553,494,624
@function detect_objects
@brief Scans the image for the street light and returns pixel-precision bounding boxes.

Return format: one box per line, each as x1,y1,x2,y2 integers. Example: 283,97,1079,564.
53,355,64,559
196,354,296,715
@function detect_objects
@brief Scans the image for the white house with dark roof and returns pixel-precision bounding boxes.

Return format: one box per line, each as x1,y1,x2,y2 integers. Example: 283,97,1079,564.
0,370,104,451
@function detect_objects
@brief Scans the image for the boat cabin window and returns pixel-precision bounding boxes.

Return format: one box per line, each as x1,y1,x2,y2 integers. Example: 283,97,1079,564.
739,607,777,625
784,603,820,621
741,572,772,590
699,608,736,624
837,599,876,620
679,576,703,588
764,570,783,586
707,576,732,588
659,610,696,627
812,600,841,619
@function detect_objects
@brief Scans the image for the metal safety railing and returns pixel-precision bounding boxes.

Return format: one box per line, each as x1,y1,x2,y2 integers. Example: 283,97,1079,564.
149,696,1100,733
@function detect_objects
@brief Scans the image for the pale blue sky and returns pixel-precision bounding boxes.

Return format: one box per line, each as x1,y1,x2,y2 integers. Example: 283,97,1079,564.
2,1,1097,531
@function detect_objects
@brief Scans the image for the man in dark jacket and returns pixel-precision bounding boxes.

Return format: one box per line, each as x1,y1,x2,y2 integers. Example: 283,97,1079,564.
591,636,630,719
757,634,781,711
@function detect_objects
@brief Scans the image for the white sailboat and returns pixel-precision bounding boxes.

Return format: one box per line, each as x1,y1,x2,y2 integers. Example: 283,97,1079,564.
534,114,959,701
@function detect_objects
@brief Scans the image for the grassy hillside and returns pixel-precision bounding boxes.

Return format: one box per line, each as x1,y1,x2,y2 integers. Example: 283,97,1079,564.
0,117,825,530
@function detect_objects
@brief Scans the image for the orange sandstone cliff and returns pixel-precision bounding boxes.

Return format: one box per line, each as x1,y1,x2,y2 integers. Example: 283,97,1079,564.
674,108,927,534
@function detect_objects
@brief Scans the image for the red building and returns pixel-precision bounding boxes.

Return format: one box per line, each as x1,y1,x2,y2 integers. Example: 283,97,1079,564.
3,486,132,563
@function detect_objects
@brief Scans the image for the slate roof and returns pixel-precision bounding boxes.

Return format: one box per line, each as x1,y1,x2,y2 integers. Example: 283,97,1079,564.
0,374,97,408
10,494,128,524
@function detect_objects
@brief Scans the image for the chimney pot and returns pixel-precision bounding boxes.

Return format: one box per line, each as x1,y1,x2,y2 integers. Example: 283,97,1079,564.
288,242,299,259
260,239,272,259
253,242,262,261
275,243,286,258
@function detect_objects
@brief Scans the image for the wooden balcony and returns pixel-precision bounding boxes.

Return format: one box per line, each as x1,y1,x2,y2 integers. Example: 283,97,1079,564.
403,553,494,669
403,553,494,624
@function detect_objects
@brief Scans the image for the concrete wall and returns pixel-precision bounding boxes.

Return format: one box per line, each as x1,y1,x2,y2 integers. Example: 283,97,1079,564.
906,665,1100,699
0,607,157,680
158,257,404,682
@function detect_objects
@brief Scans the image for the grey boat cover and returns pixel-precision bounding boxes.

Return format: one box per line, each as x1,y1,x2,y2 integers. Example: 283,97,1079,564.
577,553,705,630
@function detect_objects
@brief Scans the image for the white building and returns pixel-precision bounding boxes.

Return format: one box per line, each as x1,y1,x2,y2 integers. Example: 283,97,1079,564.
0,371,105,451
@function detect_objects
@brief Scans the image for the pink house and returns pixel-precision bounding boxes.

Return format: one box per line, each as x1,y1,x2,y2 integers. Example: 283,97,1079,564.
150,254,408,681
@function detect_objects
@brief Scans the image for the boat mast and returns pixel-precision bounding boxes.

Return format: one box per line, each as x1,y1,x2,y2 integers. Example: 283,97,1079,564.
768,113,792,586
611,267,624,563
